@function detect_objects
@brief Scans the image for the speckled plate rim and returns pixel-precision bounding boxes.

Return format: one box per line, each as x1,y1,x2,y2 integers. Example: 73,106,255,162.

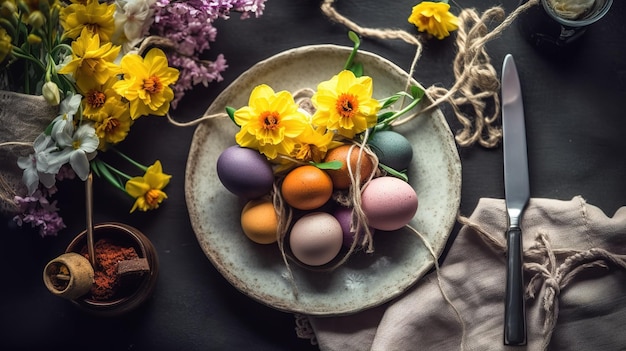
184,44,462,316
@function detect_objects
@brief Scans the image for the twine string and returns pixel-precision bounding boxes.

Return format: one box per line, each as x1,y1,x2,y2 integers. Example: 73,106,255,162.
320,0,540,148
0,141,33,148
406,224,468,351
525,233,626,351
321,0,422,47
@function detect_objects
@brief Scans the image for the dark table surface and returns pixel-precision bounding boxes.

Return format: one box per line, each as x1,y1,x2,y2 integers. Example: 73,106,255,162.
2,0,625,350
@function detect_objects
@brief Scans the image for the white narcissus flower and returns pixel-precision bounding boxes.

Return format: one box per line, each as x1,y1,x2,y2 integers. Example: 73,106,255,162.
67,124,99,180
51,92,82,147
49,124,99,181
113,0,156,49
17,134,57,195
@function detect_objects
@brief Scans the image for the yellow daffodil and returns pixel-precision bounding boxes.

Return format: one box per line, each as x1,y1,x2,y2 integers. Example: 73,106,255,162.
292,125,342,163
125,160,171,213
91,96,133,150
113,48,179,119
408,1,459,40
234,84,309,160
81,76,124,119
0,28,10,64
58,27,121,93
311,70,380,139
61,0,116,43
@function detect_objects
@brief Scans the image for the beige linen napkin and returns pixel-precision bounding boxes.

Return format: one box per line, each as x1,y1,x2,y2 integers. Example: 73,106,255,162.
305,196,626,350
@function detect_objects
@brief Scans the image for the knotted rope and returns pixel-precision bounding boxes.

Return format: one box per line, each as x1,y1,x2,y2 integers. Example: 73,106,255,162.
525,233,626,350
320,0,540,148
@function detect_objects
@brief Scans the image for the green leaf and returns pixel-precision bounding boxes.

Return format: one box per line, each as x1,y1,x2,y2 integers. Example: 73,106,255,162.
348,31,361,47
43,121,55,135
381,94,402,109
90,161,101,177
111,147,146,172
225,106,239,126
343,31,361,71
411,85,425,100
92,160,126,192
376,111,395,123
313,160,343,170
379,163,409,182
349,62,363,77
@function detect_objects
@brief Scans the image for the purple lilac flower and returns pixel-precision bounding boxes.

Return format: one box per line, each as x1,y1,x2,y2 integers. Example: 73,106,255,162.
169,54,228,108
11,165,74,237
152,0,267,105
55,164,76,182
13,189,66,238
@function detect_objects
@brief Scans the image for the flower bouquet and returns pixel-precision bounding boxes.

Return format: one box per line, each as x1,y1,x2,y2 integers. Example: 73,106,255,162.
0,0,267,237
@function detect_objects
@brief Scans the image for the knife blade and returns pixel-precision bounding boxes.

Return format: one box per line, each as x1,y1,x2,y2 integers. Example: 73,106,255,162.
501,54,529,346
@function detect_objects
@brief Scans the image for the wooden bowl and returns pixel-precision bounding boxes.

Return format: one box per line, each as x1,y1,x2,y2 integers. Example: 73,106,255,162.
65,222,159,317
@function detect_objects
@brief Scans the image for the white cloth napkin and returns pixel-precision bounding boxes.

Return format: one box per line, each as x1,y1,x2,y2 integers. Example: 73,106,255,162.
306,196,626,350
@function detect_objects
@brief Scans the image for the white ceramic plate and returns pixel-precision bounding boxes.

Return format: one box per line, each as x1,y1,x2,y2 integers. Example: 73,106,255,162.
185,45,461,316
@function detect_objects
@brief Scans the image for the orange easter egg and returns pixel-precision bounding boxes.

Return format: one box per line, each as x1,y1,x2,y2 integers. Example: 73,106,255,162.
240,199,279,244
281,165,333,210
323,144,375,190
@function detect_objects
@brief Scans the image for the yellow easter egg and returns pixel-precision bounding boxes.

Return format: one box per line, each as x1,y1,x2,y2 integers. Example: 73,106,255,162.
240,199,279,244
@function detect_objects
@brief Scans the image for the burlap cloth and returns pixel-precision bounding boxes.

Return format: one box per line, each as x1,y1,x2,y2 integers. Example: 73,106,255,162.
306,196,626,350
0,91,58,213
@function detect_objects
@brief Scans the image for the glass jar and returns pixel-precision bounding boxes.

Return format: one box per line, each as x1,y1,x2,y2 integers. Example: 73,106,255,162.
517,0,613,51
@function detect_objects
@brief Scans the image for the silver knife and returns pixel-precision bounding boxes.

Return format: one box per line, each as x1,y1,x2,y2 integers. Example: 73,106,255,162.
502,54,529,346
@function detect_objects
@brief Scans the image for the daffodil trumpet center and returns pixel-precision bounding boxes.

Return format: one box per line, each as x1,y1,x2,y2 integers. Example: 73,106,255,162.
87,90,106,108
145,189,161,206
336,93,359,119
261,111,280,130
143,76,163,94
103,118,120,133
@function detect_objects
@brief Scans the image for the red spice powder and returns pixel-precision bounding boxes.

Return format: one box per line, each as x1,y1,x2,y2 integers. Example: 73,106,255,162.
81,238,139,300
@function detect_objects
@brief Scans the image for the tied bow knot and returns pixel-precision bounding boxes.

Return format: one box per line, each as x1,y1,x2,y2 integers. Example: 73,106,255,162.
523,233,626,350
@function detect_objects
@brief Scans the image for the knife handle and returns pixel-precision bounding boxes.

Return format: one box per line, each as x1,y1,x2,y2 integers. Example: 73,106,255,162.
504,226,527,345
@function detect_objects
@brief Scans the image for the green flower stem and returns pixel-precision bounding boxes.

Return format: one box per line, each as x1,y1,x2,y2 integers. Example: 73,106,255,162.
12,42,41,93
15,16,27,44
375,93,423,130
51,43,72,57
54,73,75,95
111,148,148,172
343,31,361,71
379,163,409,182
100,160,133,180
45,55,53,82
90,159,129,193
